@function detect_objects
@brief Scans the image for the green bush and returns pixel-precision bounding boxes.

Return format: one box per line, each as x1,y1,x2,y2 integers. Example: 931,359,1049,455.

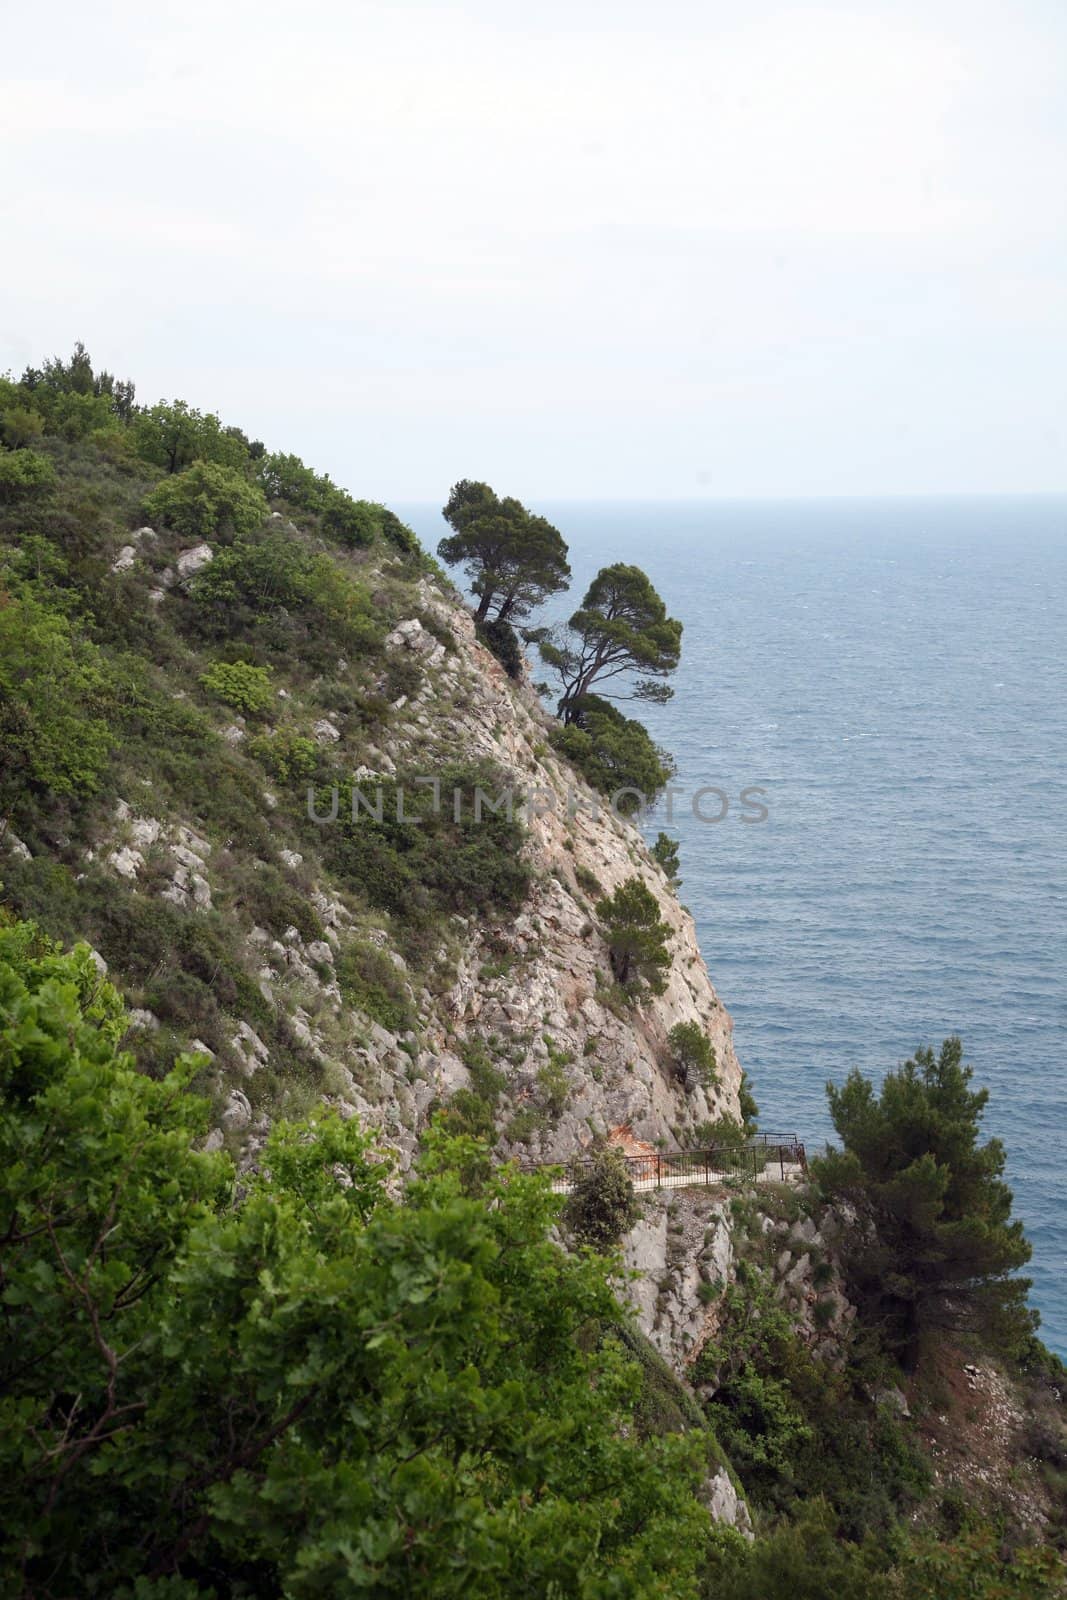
144,458,267,539
134,399,251,474
563,1143,641,1250
0,923,713,1597
1,406,45,448
199,658,274,715
667,1021,718,1089
0,447,55,501
336,938,415,1033
651,831,682,886
248,727,322,783
597,876,672,997
315,762,530,955
0,591,113,808
695,1266,928,1540
552,696,673,815
190,528,381,661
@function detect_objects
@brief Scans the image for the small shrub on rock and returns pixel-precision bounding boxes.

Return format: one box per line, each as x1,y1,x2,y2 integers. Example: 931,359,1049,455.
563,1144,640,1250
667,1021,718,1089
597,876,672,998
200,660,273,716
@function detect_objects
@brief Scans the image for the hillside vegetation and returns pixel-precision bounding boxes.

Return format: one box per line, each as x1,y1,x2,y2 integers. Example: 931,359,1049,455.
1,347,1064,1596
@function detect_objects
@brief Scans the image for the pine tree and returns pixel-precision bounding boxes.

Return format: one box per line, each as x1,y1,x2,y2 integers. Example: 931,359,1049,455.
819,1038,1034,1369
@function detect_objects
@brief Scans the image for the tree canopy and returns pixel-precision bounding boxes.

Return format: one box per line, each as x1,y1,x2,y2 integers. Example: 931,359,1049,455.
143,458,268,540
540,563,682,724
551,695,675,814
597,876,673,997
0,918,713,1598
817,1037,1034,1369
437,479,570,623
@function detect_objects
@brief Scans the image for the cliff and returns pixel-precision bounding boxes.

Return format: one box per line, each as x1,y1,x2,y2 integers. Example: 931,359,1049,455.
1,507,741,1176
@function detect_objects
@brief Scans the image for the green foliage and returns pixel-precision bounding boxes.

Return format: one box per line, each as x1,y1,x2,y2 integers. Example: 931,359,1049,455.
0,923,714,1596
1,405,45,448
0,447,56,501
563,1143,641,1250
739,1070,759,1133
540,562,682,723
189,527,380,662
651,831,682,886
198,658,274,715
537,1036,573,1117
247,726,322,782
133,399,251,474
258,451,418,556
316,762,530,957
552,695,674,813
335,938,415,1033
816,1037,1035,1369
667,1021,718,1089
475,614,523,678
143,458,267,540
11,346,135,444
438,478,570,624
597,875,672,997
574,864,603,898
894,1526,1064,1598
612,1321,710,1438
695,1266,929,1540
0,591,114,808
702,1500,890,1600
687,1116,749,1150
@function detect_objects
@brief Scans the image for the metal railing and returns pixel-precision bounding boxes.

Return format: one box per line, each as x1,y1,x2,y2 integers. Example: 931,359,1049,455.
523,1134,807,1191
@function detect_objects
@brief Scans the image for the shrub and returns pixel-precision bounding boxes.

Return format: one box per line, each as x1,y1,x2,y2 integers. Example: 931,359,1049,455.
1,406,45,448
144,458,267,539
134,400,250,474
651,831,681,886
667,1021,718,1089
248,728,322,783
596,876,672,997
315,762,530,954
0,592,113,808
189,529,381,661
0,447,55,502
552,696,673,814
0,926,713,1596
574,864,603,898
199,659,274,715
563,1143,641,1250
336,939,415,1034
537,1040,572,1117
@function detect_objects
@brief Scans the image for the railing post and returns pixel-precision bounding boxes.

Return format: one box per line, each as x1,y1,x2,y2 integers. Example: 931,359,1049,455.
656,1152,662,1189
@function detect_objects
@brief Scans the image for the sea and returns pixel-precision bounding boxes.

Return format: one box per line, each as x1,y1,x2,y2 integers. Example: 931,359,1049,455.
397,497,1067,1358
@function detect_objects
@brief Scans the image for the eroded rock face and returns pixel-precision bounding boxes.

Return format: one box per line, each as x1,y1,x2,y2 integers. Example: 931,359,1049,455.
176,543,214,578
702,1466,753,1536
623,1190,735,1369
91,574,744,1190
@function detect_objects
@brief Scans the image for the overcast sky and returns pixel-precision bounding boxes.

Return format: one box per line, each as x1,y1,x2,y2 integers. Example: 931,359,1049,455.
3,0,1066,502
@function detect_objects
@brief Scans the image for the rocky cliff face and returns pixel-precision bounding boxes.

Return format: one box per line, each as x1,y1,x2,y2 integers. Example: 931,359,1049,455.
4,547,742,1171
405,586,744,1162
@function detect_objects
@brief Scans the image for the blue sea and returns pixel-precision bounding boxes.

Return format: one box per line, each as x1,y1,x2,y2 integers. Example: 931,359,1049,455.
398,497,1067,1357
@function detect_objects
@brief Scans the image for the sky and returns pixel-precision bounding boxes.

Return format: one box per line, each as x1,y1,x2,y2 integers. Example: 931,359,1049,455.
2,0,1066,503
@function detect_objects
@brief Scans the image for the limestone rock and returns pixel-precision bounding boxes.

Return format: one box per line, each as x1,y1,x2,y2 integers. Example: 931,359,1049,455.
176,543,214,578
